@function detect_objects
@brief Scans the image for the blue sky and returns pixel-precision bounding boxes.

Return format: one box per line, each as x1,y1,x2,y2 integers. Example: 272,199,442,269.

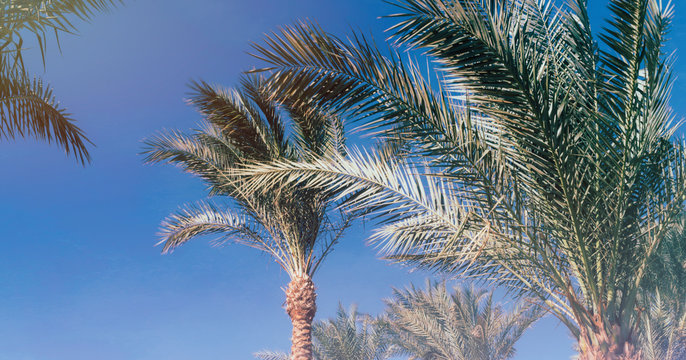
1,1,685,359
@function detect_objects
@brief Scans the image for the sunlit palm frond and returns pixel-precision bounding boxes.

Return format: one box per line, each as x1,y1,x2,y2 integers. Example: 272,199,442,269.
158,200,269,254
235,148,458,224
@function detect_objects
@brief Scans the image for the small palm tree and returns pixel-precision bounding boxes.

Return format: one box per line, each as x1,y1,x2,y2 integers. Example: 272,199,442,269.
639,215,686,360
238,0,686,358
143,76,353,360
1,0,118,163
384,282,539,360
255,304,396,360
313,305,395,360
639,292,686,360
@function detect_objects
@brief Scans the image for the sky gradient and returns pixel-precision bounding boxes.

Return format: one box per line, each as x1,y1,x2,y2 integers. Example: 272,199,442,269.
1,1,685,359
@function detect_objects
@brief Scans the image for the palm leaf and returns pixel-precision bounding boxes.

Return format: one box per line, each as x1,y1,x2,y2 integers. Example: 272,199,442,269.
0,69,90,163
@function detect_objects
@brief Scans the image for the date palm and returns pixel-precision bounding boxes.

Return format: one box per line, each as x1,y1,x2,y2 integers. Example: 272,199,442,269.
143,75,353,360
639,293,686,360
1,0,119,164
639,214,686,360
256,305,396,360
255,304,396,360
384,282,539,360
237,0,686,358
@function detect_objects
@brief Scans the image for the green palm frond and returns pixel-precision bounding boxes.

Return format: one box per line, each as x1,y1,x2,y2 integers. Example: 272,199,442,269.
384,281,540,360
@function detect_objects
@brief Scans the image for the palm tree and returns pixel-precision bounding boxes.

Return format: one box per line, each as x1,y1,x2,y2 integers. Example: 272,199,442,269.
237,0,686,358
384,282,539,360
639,214,686,360
0,0,118,164
638,292,686,360
143,76,354,360
255,304,396,360
313,304,396,360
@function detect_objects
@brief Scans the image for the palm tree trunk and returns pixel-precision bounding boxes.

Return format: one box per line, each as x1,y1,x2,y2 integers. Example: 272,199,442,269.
577,320,641,360
286,274,317,360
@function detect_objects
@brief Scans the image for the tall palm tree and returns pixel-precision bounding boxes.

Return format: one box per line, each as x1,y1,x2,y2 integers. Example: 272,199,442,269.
143,76,353,360
384,282,539,360
237,0,686,358
0,0,118,164
255,304,396,360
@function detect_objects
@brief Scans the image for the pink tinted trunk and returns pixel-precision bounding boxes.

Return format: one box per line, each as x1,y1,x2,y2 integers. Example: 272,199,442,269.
286,274,316,360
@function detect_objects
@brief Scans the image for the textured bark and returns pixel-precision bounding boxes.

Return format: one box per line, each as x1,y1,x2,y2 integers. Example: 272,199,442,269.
286,274,317,360
577,316,642,360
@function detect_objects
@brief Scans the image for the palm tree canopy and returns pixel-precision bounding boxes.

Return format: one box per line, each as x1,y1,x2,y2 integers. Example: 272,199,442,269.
143,75,351,279
384,282,539,360
0,0,119,164
236,0,686,352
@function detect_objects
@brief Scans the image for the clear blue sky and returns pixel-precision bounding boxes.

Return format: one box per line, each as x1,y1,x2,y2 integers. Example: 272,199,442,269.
1,1,685,359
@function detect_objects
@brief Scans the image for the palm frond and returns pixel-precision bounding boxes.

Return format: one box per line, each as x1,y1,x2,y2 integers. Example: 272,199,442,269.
0,0,120,69
158,200,270,254
0,0,120,163
0,69,90,163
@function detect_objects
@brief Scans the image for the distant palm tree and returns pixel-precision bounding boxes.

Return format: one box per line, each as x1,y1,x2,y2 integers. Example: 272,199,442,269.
255,304,396,360
639,215,686,360
313,305,395,360
639,292,686,360
384,282,539,360
143,76,353,360
239,0,686,358
1,0,118,164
